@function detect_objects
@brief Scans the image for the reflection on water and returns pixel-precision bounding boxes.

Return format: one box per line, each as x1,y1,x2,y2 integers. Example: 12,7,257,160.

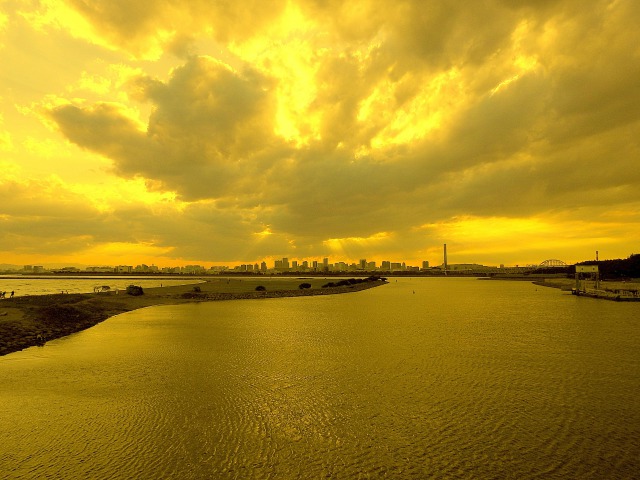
1,278,639,478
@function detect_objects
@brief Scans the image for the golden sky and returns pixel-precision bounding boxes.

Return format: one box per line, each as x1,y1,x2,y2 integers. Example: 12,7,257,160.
1,0,639,268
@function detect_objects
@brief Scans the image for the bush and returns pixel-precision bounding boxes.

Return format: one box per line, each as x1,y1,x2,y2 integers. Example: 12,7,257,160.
322,282,336,288
192,286,201,292
299,283,312,289
126,285,144,296
255,285,266,291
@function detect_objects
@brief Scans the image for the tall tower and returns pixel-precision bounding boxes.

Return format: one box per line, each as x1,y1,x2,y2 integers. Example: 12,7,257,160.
443,243,448,273
596,250,599,261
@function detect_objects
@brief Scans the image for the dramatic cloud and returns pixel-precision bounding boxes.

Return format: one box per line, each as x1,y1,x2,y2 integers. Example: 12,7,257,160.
1,0,639,266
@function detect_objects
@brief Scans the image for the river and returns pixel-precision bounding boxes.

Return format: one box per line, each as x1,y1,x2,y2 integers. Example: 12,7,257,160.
0,275,203,296
1,277,639,478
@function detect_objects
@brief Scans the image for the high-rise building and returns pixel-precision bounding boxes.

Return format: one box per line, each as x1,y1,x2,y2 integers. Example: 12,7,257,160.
359,259,367,270
422,261,430,269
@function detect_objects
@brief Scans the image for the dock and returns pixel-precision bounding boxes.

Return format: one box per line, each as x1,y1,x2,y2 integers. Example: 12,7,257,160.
571,287,640,302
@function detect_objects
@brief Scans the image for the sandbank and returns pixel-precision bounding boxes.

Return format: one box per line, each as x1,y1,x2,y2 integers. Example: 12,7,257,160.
0,277,386,357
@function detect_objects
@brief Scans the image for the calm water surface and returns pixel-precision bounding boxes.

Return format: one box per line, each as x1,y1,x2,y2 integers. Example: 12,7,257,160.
0,276,203,296
1,278,639,478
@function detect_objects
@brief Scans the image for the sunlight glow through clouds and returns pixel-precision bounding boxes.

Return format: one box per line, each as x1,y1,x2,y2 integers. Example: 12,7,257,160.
19,0,104,49
1,0,639,267
323,232,393,259
228,4,324,145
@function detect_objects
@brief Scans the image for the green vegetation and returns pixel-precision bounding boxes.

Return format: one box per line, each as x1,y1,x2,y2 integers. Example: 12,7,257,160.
298,283,312,289
255,285,266,291
576,254,640,279
126,285,144,296
321,276,385,289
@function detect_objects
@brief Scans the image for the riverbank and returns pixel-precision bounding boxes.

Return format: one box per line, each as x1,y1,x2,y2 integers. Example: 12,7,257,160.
0,277,386,356
531,277,640,301
483,276,640,301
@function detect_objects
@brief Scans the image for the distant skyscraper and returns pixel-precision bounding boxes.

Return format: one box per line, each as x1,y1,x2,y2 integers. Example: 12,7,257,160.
422,261,429,269
359,259,367,269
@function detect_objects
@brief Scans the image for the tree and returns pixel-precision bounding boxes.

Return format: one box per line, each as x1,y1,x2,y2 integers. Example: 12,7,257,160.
126,285,144,296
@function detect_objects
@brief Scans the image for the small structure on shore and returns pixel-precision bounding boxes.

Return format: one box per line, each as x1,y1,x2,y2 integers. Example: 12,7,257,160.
572,265,640,300
575,265,600,292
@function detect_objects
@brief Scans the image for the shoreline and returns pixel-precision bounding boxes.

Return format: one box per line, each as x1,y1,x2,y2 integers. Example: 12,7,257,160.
0,278,386,357
497,277,640,301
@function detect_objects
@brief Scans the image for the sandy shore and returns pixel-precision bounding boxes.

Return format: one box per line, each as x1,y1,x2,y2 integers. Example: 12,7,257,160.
0,277,386,357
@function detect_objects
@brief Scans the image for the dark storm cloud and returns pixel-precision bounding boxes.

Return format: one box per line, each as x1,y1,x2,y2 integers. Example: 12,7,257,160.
39,0,640,260
50,56,286,201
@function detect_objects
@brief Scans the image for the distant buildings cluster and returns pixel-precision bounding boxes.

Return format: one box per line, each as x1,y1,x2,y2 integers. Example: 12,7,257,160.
14,258,539,275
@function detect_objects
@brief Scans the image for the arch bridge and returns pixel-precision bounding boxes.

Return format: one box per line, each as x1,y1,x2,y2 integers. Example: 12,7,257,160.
538,259,568,268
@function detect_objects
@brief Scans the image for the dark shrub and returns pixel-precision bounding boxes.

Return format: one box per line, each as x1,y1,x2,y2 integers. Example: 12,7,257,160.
126,285,144,296
180,292,205,299
322,282,336,288
299,283,312,289
192,286,201,292
255,285,266,291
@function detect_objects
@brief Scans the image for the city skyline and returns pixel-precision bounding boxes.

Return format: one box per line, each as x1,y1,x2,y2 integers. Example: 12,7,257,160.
1,1,639,268
4,249,600,274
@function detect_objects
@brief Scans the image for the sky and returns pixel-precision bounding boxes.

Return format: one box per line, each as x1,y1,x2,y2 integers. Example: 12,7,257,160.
1,0,639,268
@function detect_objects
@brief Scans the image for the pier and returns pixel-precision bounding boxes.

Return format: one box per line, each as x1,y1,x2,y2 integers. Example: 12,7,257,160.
571,285,640,302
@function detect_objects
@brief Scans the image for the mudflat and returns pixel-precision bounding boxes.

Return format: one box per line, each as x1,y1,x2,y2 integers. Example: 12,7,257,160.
0,277,386,356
